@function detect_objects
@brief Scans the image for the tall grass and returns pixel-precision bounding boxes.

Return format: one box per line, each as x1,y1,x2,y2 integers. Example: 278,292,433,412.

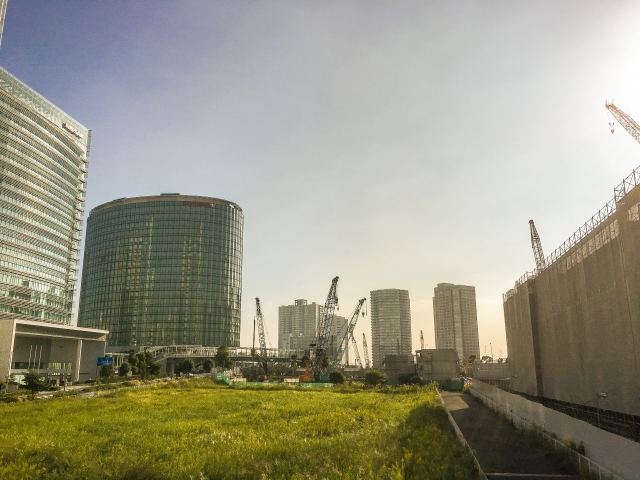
0,379,477,479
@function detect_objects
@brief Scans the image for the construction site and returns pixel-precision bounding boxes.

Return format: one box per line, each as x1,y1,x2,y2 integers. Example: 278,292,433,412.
503,102,640,440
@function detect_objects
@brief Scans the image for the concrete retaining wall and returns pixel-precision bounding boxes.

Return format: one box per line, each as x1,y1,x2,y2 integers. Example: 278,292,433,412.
471,380,640,480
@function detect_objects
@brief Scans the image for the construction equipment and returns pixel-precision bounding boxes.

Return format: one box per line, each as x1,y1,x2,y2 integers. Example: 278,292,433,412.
329,298,366,372
362,333,370,369
350,333,363,368
255,298,267,358
420,330,424,350
299,359,312,383
312,276,339,380
529,220,546,270
605,101,640,145
253,298,269,376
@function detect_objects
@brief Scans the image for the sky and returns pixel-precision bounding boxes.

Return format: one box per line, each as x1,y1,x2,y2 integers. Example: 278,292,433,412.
2,1,640,360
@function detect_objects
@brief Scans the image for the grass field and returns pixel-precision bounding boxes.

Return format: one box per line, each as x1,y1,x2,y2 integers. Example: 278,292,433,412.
0,380,477,479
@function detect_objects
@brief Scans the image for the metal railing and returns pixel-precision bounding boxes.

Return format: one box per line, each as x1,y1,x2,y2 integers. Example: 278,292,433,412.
471,387,622,480
504,164,640,302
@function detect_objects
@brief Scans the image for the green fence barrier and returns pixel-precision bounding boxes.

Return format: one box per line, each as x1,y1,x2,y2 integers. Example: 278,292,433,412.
215,373,231,385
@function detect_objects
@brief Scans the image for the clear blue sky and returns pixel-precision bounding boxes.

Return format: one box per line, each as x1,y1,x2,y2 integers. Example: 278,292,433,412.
3,1,640,357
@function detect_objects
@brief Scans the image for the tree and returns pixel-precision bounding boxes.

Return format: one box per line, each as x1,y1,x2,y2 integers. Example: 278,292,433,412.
321,355,329,368
21,370,48,395
202,358,214,373
467,355,477,364
118,363,131,377
290,354,298,376
100,365,115,379
148,362,162,376
127,352,139,373
329,371,345,384
214,346,232,369
364,370,387,386
176,358,194,375
300,355,310,366
480,356,493,363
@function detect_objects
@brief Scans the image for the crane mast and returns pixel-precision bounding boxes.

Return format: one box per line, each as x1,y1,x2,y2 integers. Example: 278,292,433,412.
255,298,267,358
605,101,640,145
329,298,366,371
362,333,370,369
313,276,339,379
529,220,546,270
350,333,363,368
420,330,424,350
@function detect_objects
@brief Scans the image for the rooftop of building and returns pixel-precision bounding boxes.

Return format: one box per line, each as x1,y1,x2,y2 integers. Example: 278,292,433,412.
0,65,89,147
503,163,640,302
90,194,242,214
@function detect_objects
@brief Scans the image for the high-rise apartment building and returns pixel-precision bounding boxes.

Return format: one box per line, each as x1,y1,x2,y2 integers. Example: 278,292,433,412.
433,283,480,360
370,289,412,368
278,299,349,362
278,299,322,352
0,65,107,383
78,194,243,347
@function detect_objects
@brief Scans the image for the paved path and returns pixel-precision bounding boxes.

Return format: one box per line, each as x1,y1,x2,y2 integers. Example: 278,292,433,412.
441,392,579,480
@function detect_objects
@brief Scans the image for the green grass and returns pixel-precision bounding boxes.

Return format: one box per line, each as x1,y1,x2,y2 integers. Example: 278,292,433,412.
0,379,477,479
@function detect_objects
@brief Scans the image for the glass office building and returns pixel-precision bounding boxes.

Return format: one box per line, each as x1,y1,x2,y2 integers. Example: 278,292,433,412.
0,66,89,325
78,194,243,347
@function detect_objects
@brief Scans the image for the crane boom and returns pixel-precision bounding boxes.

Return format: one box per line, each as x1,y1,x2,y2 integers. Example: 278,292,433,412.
255,298,267,358
313,276,339,379
362,333,370,369
329,298,366,371
350,333,362,368
529,220,546,270
606,101,640,145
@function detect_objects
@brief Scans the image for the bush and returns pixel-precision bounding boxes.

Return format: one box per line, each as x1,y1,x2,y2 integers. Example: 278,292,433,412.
329,371,345,384
202,358,214,373
20,370,48,395
176,358,195,375
364,369,387,386
118,363,131,377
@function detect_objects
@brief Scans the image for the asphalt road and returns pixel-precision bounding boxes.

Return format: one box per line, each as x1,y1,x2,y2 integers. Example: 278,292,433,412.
441,392,580,480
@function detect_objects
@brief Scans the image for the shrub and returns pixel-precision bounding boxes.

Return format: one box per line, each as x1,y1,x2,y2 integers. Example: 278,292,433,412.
118,363,131,377
176,358,195,375
329,371,345,384
364,369,387,386
202,358,214,373
20,370,48,395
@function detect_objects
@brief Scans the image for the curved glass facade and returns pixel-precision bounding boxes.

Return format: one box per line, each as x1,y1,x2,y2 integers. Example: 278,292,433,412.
78,195,243,347
0,66,89,325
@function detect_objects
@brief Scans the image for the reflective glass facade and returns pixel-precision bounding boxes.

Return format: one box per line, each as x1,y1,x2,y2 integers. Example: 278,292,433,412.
0,66,89,325
78,195,243,347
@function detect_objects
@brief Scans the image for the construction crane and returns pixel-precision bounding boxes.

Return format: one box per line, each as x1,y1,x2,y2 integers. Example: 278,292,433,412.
329,298,366,371
362,333,370,369
350,333,363,368
253,298,269,376
420,330,424,350
312,276,339,380
529,220,546,270
605,101,640,145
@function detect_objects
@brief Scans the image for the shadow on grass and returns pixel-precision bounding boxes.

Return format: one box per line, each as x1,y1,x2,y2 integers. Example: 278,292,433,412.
388,402,480,480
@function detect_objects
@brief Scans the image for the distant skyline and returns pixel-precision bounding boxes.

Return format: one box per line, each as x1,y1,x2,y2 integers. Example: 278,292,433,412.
2,1,639,357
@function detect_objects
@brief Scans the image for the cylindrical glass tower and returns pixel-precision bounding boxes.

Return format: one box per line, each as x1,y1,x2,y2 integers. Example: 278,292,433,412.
0,66,89,325
78,194,243,347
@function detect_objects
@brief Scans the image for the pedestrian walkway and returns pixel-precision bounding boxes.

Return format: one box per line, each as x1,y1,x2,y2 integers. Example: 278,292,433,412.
441,392,579,480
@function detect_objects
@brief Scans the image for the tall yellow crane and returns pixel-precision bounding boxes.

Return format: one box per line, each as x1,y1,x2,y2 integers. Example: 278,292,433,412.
605,101,640,145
